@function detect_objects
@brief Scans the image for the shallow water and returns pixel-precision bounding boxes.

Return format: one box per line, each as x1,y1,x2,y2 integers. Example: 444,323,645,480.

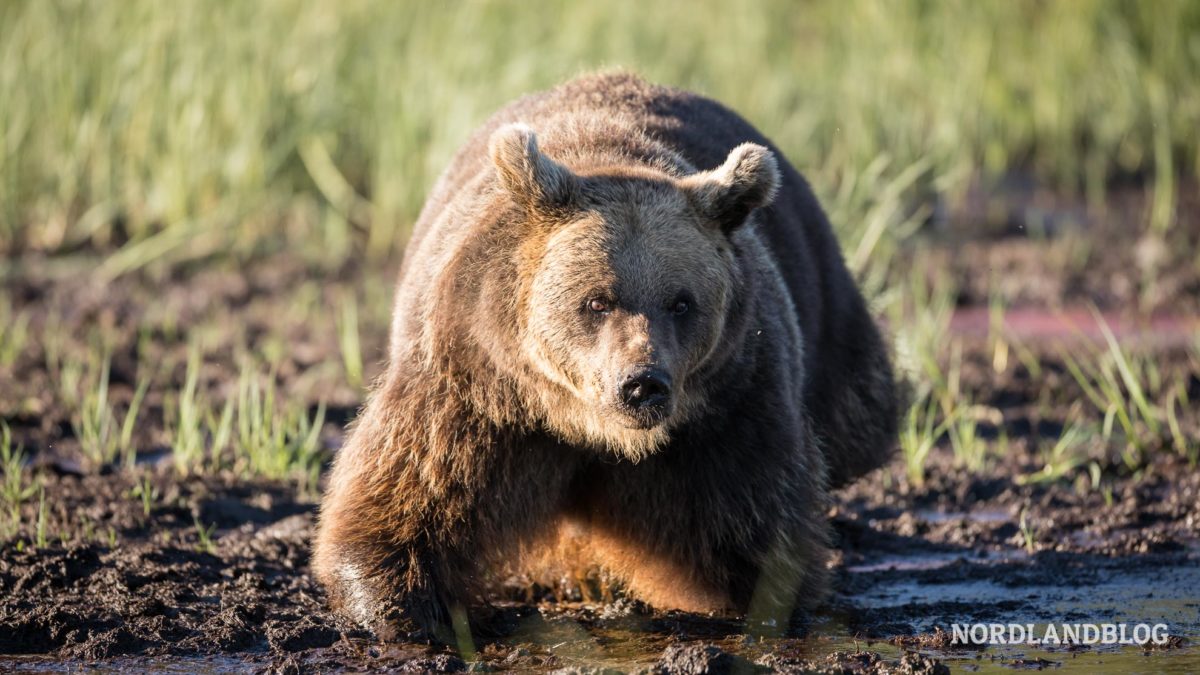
5,577,1197,673
511,547,1200,672
854,552,1200,634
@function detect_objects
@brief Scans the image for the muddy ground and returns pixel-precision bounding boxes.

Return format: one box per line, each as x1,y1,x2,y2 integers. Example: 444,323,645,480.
0,446,1197,673
1,183,1199,672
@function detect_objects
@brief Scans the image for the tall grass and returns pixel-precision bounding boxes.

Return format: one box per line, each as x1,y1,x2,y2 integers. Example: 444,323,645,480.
163,349,329,491
233,364,327,495
1061,311,1196,470
2,1,1197,275
0,298,30,368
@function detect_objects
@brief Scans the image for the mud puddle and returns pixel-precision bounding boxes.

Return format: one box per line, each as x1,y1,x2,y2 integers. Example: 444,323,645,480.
853,551,1200,632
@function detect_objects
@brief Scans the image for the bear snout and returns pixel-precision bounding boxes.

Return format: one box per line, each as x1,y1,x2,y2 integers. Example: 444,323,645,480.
617,366,672,426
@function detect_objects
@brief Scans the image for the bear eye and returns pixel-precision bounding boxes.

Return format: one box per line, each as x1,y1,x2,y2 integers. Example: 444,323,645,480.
587,298,611,314
671,298,691,316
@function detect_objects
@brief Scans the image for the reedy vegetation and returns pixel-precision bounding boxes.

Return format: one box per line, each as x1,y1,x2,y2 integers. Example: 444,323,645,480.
2,0,1197,274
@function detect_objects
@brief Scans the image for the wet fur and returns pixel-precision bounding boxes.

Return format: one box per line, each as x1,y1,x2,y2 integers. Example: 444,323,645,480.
314,72,899,639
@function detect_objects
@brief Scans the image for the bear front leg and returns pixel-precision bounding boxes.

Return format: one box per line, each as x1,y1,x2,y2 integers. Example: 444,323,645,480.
314,467,466,642
320,543,470,642
312,380,488,642
313,377,574,642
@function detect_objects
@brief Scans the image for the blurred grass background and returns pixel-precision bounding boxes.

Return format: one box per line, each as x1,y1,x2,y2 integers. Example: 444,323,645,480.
2,0,1198,279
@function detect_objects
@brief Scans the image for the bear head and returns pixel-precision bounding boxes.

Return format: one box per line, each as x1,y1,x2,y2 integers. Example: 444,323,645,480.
486,123,780,460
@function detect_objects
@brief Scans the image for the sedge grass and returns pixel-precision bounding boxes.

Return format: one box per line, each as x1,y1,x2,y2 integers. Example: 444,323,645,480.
2,1,1196,279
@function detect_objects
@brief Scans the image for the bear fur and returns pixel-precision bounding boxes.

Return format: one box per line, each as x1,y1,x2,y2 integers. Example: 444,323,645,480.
313,72,899,640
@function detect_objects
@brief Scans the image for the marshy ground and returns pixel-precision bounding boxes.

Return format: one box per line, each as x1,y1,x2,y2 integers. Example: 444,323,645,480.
2,181,1198,673
3,1,1200,672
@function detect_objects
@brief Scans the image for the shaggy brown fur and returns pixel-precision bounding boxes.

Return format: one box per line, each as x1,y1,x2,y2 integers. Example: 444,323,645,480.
313,72,899,640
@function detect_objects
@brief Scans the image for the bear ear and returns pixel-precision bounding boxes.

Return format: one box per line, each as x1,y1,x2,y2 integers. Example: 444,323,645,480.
680,143,780,233
489,123,578,211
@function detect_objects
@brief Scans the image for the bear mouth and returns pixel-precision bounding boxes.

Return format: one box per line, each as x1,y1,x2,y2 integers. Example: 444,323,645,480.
616,404,671,430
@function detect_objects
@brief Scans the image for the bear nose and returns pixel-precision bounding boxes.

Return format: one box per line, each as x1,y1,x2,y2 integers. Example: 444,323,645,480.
620,368,671,411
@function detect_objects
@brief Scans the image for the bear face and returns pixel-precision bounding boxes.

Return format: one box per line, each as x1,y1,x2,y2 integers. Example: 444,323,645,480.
489,124,780,460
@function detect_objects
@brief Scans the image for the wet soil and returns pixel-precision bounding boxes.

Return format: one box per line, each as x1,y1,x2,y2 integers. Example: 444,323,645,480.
2,183,1199,672
0,446,1196,672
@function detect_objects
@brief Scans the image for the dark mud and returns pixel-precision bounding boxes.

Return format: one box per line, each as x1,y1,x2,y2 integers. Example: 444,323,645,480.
0,443,1196,672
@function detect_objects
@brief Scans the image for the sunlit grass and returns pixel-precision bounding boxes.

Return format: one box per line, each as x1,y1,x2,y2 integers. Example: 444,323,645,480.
338,294,365,390
160,345,329,491
65,353,153,469
1165,385,1196,465
1018,509,1038,554
1,1,1196,279
1062,316,1166,469
886,267,957,396
886,269,1007,477
120,373,152,467
34,483,48,549
232,362,327,495
193,516,217,555
1,423,38,540
73,355,118,467
1018,417,1094,486
945,400,991,474
987,285,1010,374
0,298,30,368
898,394,952,487
167,346,210,475
129,474,159,519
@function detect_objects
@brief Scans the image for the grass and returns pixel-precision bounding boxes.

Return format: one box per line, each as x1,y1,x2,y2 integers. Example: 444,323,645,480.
1018,509,1038,555
168,346,211,475
2,1,1198,279
1165,386,1196,464
1018,418,1092,486
987,286,1011,375
946,400,990,474
1,423,38,539
338,294,365,391
162,346,329,491
898,394,952,487
233,364,327,495
57,343,155,469
884,257,1199,485
0,298,30,368
884,268,955,414
193,516,216,555
887,271,1000,480
130,474,159,518
73,355,117,467
34,484,47,549
120,373,153,467
1060,310,1193,469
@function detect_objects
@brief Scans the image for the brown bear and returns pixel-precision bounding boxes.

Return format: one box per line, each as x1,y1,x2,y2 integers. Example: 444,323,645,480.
313,72,898,640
